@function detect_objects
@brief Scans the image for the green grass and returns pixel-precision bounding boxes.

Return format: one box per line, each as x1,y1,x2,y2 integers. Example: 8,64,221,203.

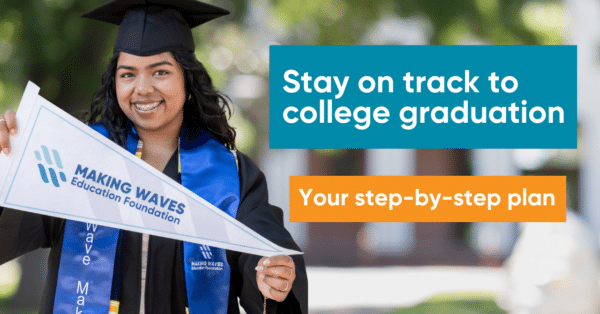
393,292,506,314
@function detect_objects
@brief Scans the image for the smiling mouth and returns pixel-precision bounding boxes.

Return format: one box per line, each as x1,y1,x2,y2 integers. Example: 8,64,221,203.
133,100,163,112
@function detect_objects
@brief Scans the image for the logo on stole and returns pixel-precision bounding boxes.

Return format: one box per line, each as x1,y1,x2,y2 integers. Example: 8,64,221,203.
34,145,67,187
191,245,224,271
199,244,213,259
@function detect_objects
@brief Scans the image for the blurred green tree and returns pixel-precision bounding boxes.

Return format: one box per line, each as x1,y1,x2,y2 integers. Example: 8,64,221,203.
271,0,564,45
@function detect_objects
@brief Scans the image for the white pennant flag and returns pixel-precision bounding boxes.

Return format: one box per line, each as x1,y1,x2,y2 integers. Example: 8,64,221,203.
0,81,300,257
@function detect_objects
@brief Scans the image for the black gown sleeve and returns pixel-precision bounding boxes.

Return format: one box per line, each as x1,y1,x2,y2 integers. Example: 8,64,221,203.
0,206,67,314
0,207,65,265
229,152,308,314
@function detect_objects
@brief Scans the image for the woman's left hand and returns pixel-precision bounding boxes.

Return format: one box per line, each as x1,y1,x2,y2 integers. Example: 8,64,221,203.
255,255,296,302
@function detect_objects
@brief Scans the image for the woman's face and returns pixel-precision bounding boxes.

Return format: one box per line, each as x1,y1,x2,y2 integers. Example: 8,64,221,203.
115,52,186,135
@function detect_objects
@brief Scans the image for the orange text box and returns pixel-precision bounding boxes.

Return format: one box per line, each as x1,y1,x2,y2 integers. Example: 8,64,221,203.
289,176,566,222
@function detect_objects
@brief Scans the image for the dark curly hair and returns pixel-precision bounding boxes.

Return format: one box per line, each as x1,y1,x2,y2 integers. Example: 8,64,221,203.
83,50,236,150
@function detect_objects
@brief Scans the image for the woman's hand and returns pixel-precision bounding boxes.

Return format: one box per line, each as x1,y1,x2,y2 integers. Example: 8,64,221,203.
0,110,18,156
256,255,296,302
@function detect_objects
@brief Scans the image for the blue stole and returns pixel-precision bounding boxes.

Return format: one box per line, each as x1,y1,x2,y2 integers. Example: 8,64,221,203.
53,124,240,314
53,221,120,314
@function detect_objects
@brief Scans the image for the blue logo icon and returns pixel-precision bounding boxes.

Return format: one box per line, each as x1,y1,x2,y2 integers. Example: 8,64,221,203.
199,245,213,259
35,145,67,187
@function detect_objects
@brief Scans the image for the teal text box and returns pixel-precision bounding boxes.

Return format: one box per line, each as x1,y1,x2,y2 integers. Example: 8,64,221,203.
269,45,576,149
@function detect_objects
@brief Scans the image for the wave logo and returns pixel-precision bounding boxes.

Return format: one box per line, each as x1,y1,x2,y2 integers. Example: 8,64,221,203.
34,146,67,187
199,245,213,259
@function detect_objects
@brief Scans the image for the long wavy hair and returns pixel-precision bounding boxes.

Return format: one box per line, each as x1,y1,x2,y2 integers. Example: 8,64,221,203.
83,50,236,150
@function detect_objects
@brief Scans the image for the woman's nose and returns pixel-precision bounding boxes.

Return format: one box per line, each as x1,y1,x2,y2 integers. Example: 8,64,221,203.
135,75,154,95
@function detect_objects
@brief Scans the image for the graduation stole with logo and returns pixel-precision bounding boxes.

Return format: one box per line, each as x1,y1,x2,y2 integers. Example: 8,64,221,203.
52,124,240,314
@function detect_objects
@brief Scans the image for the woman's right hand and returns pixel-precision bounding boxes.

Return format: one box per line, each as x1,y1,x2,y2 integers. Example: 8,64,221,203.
0,110,18,156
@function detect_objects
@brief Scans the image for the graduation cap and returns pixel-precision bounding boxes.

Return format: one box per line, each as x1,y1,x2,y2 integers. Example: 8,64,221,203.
81,0,229,56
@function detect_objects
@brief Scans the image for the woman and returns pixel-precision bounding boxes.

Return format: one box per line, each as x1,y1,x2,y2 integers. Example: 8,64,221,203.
0,0,307,313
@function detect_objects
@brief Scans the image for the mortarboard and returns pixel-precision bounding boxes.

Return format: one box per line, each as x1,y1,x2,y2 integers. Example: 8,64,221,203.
81,0,229,56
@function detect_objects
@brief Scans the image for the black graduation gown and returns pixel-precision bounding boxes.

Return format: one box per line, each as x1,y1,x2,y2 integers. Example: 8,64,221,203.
0,151,308,314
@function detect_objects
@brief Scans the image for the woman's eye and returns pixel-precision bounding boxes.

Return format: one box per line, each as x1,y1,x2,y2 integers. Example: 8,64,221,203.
120,72,134,78
155,70,169,76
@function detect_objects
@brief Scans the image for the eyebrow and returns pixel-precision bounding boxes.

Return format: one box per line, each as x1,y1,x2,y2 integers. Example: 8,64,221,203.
117,61,174,71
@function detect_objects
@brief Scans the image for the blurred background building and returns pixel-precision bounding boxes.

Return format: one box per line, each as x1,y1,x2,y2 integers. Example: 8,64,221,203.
0,0,594,312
